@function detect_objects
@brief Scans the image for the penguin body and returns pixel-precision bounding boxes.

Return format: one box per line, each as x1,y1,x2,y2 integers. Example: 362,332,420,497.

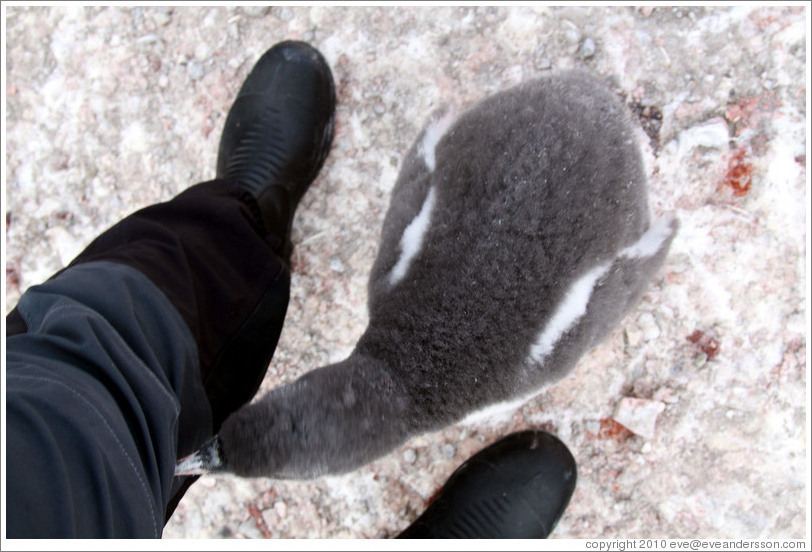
215,70,678,478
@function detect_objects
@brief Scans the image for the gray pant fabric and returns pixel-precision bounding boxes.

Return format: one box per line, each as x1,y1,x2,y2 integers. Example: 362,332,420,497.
5,178,291,537
6,261,211,538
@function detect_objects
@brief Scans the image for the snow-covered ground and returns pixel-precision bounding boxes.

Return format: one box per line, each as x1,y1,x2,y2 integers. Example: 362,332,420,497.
4,5,808,540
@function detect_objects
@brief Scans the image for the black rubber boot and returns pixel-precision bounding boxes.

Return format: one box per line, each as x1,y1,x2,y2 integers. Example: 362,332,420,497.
166,41,336,521
217,40,336,256
397,430,577,539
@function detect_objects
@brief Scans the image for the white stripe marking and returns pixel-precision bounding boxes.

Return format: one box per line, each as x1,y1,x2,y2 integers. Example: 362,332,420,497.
620,215,675,259
389,187,438,286
528,263,611,364
418,111,456,172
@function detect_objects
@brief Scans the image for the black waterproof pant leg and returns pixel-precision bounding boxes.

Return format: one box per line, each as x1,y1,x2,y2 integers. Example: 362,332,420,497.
5,179,290,537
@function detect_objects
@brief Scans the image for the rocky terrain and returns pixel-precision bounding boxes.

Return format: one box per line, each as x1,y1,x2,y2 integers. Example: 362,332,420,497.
4,5,808,540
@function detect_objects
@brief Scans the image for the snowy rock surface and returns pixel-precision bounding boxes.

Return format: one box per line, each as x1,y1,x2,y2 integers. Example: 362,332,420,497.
4,6,807,539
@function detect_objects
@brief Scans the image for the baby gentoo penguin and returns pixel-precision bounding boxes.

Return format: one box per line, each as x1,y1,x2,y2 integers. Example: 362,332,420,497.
177,70,678,479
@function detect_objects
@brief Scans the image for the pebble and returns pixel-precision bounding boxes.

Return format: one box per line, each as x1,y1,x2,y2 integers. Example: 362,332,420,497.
440,444,456,459
403,449,417,464
562,21,581,44
330,257,345,273
243,6,270,18
579,37,596,59
136,34,159,44
261,509,276,529
626,326,643,348
277,8,295,22
153,10,172,27
676,117,730,156
613,397,666,440
237,519,262,539
195,43,210,61
187,60,205,81
638,312,661,341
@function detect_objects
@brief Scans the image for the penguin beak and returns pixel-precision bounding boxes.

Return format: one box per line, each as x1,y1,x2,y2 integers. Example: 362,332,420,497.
175,436,225,476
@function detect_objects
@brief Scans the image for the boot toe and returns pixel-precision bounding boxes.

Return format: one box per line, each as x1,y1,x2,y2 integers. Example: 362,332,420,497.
216,40,336,211
398,430,577,539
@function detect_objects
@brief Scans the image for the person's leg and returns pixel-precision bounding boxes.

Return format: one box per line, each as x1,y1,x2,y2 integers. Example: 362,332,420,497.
5,40,335,537
6,260,212,537
57,178,293,434
6,180,292,535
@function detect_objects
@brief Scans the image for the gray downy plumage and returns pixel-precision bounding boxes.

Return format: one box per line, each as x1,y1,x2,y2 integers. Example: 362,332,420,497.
199,69,679,479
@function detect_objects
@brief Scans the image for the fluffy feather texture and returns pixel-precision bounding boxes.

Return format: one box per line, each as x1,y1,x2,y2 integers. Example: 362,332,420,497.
217,70,678,478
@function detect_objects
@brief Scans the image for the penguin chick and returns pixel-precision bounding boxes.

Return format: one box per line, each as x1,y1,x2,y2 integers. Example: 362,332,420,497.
183,70,679,479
